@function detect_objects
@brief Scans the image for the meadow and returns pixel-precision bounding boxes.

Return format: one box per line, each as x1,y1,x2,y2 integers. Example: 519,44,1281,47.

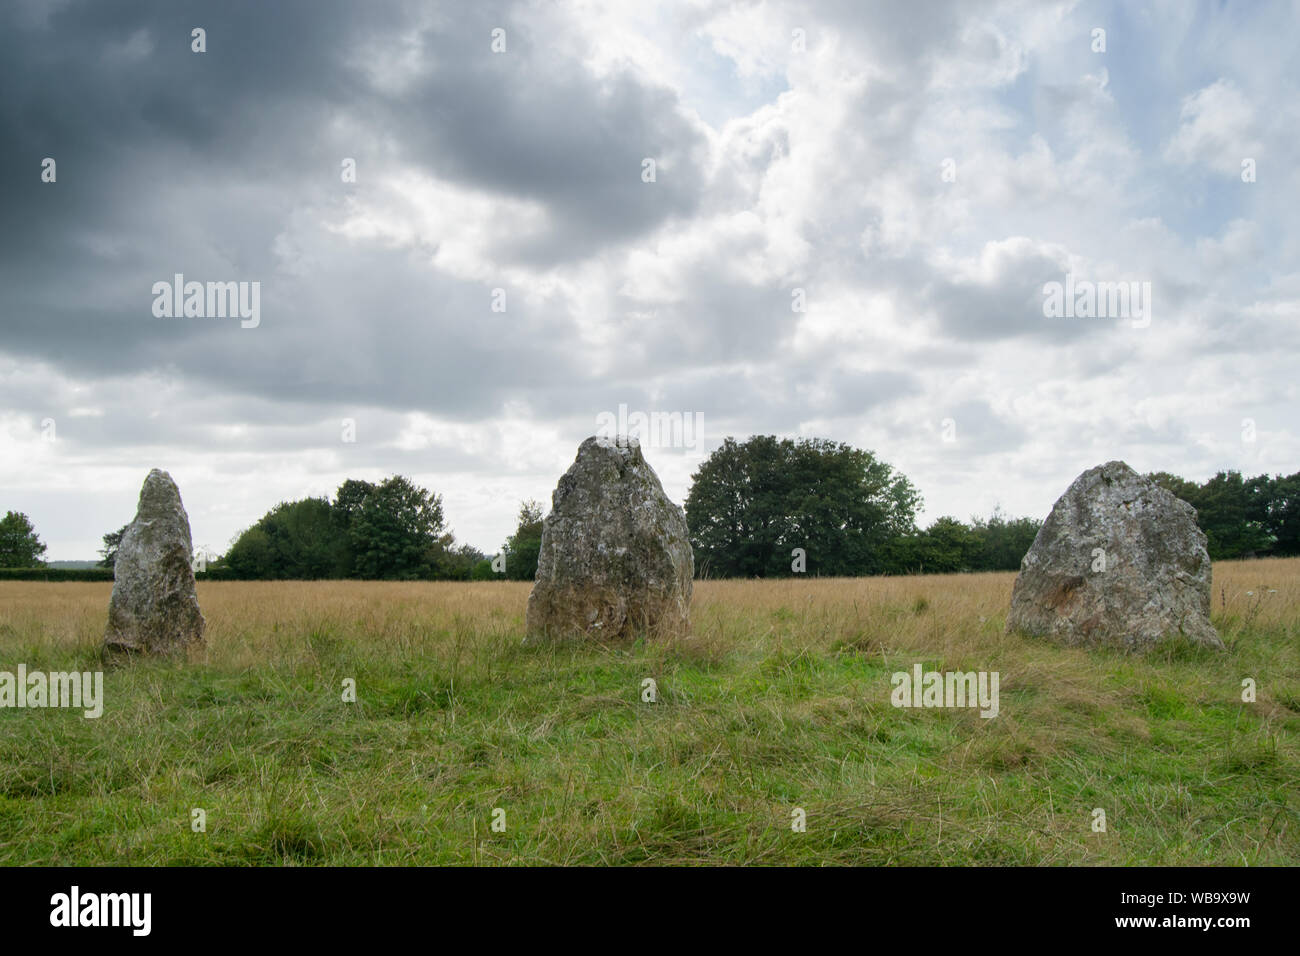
1,559,1298,866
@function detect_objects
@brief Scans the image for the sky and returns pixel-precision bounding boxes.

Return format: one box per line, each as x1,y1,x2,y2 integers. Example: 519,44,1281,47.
1,0,1297,561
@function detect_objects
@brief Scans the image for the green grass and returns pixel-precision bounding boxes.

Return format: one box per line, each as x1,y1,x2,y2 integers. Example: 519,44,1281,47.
1,573,1298,865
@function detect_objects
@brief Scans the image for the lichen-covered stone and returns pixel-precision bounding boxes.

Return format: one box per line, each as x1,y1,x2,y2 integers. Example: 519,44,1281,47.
103,469,205,657
1006,460,1221,651
526,436,693,640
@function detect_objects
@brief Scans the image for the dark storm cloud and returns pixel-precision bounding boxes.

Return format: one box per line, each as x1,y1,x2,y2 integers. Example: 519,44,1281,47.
0,0,709,408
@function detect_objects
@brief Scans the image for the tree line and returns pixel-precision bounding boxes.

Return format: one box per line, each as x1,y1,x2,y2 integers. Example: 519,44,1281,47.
3,438,1298,579
683,436,1041,576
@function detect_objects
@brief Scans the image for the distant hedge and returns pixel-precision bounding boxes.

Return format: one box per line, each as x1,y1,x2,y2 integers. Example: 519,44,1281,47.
0,566,271,583
195,568,239,581
0,567,114,582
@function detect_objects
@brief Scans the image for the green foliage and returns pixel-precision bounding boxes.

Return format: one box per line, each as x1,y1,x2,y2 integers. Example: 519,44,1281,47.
97,524,128,570
1262,473,1300,556
226,497,347,579
888,516,981,573
884,509,1040,575
0,566,112,581
222,476,473,580
1150,469,1296,560
685,436,921,577
348,476,447,580
971,507,1042,571
0,511,47,568
434,543,489,581
502,499,544,581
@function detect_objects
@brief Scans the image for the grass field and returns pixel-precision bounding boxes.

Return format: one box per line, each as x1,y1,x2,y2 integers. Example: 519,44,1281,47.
1,559,1298,865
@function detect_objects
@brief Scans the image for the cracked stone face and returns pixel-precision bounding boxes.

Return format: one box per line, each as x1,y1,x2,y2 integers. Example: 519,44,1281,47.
103,469,206,658
1006,460,1221,651
526,436,693,641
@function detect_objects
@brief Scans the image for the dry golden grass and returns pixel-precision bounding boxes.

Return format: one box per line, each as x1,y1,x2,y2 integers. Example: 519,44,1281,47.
5,557,1296,664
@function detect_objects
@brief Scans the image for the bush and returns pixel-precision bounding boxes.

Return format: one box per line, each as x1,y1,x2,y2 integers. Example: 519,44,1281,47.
0,567,113,582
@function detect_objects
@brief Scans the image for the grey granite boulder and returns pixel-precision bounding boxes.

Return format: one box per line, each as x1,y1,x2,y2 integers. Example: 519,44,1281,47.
526,436,693,640
103,469,205,657
1006,461,1221,650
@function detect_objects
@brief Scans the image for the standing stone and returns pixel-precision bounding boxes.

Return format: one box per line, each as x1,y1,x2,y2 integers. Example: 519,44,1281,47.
526,436,693,640
1006,460,1221,651
103,469,205,657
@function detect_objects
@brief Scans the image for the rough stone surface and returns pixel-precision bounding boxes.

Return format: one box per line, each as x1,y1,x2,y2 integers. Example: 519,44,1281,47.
103,469,205,657
1006,460,1221,651
526,436,693,640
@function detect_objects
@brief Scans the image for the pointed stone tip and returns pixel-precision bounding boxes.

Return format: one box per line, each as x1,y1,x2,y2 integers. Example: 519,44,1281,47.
582,434,643,458
137,469,184,513
141,468,178,491
1077,460,1137,485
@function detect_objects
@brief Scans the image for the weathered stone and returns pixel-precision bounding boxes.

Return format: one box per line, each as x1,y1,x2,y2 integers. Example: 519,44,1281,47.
1006,460,1221,651
103,469,205,657
526,436,693,640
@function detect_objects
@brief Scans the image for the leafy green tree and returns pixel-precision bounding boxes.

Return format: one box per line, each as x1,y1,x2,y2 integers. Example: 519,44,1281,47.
921,516,982,572
0,511,48,568
1150,470,1271,559
1197,471,1272,558
433,542,488,580
1261,471,1300,556
98,524,129,569
1147,471,1201,504
502,499,544,581
333,479,376,525
970,507,1041,571
685,436,920,577
225,525,275,578
348,476,447,579
884,517,982,574
221,476,472,580
223,497,345,579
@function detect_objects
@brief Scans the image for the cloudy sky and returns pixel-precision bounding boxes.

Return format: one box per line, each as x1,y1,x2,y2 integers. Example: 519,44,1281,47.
2,0,1297,561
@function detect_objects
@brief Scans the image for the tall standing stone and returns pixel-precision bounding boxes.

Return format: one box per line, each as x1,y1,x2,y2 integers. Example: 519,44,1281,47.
1006,460,1221,651
103,469,205,657
526,436,693,640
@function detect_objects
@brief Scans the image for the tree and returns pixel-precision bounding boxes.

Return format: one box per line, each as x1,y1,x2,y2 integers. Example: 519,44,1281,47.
970,507,1041,571
225,524,275,578
0,511,48,568
348,475,448,579
219,476,470,580
1197,471,1271,558
435,542,489,580
685,436,920,577
1261,471,1300,556
98,524,129,569
333,479,376,525
919,516,982,572
1150,470,1271,559
224,497,345,579
502,499,544,581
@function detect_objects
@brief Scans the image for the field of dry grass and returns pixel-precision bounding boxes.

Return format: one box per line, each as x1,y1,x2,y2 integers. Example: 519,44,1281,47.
1,558,1297,865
